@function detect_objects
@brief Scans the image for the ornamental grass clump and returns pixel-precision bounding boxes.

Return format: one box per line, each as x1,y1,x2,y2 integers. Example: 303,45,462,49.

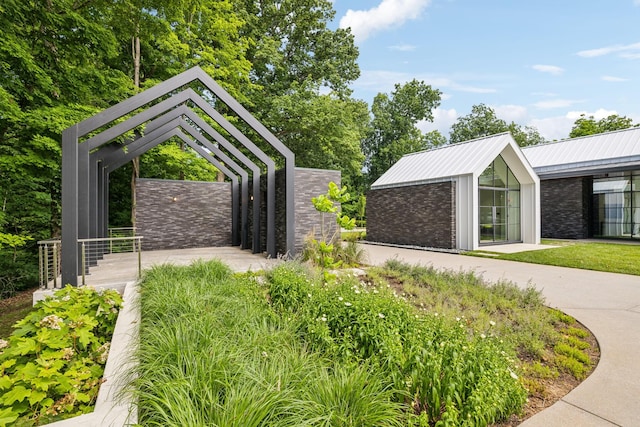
130,260,403,427
0,286,122,426
266,263,527,426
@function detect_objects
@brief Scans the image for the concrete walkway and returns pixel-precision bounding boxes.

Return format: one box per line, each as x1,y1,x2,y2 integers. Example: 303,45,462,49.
358,243,640,427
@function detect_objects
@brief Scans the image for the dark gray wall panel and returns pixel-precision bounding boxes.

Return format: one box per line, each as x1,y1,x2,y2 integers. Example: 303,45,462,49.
540,177,591,239
367,182,456,249
136,179,232,250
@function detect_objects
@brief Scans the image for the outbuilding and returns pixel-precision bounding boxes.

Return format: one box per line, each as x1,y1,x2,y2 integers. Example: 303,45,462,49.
367,132,540,250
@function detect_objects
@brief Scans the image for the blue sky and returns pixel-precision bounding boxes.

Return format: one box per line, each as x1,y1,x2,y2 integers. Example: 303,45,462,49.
329,0,640,140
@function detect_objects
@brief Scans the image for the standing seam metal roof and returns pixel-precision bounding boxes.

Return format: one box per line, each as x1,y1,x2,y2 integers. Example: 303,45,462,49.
371,132,515,189
522,127,640,175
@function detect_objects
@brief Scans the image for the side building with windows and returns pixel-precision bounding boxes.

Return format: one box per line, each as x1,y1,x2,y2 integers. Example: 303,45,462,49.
367,133,540,250
522,127,640,241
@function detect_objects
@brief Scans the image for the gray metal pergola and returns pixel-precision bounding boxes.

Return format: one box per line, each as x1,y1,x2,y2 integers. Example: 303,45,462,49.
62,67,295,286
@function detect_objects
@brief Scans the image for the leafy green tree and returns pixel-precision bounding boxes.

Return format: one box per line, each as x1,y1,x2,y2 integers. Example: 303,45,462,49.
449,104,545,147
261,82,368,185
363,80,442,186
239,0,360,98
569,114,637,138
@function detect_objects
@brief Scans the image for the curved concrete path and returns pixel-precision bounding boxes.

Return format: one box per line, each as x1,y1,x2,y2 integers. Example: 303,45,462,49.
358,243,640,427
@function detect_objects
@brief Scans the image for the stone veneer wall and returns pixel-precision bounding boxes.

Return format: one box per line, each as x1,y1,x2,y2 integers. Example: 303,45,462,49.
273,168,341,255
136,179,232,250
540,176,591,239
367,181,456,249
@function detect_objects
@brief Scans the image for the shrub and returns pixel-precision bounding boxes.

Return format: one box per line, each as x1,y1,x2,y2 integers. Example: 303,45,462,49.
0,286,122,426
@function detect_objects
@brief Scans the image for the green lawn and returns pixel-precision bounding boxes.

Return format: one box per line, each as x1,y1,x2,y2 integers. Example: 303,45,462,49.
469,240,640,276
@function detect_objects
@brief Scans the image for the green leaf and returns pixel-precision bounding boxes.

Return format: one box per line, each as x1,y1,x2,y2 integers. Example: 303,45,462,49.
12,338,37,356
0,375,12,390
0,406,20,427
1,385,30,405
28,390,47,406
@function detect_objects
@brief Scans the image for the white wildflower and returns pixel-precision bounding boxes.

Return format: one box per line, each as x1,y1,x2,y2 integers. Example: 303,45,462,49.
378,313,385,319
344,302,352,307
489,320,496,327
62,347,74,361
307,293,312,298
338,296,343,301
354,289,361,294
262,351,268,357
62,295,71,302
480,333,486,339
96,342,111,364
40,314,64,330
509,369,518,380
456,317,461,322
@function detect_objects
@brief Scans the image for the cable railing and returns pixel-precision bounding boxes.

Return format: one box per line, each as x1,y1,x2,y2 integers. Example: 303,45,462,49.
38,233,143,289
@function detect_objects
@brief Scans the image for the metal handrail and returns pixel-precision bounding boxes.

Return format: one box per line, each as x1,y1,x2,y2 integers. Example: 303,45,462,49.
38,235,143,289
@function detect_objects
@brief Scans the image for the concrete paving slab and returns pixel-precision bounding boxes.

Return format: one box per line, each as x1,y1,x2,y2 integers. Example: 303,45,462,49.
474,243,560,254
519,401,619,427
358,243,640,427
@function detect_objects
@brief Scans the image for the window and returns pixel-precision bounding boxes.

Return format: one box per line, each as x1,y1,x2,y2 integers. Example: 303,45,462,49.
592,171,640,239
478,155,521,243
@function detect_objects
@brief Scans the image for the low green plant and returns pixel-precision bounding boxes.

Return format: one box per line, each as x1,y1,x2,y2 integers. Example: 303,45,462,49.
565,327,589,338
555,355,589,380
266,263,527,425
0,286,122,426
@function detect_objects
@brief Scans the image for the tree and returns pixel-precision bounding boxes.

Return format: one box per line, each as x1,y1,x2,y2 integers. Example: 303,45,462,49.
449,104,545,147
261,82,368,186
363,80,442,186
569,114,637,138
239,0,360,99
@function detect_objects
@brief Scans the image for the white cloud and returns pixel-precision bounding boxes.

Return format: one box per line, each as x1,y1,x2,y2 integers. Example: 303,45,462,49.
576,42,640,58
532,64,564,75
493,104,529,122
389,44,417,51
531,108,620,141
635,0,640,6
533,99,585,109
602,75,629,82
354,70,497,95
529,116,575,141
566,108,618,120
416,107,458,136
339,0,431,42
531,91,558,97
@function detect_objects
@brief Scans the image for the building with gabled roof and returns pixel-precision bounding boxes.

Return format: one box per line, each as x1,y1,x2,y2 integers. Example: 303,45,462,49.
367,127,640,251
367,132,540,250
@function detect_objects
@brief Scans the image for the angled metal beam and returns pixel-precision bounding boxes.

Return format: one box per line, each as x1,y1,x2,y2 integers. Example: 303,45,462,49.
98,114,252,248
103,128,241,247
63,67,296,285
85,93,276,255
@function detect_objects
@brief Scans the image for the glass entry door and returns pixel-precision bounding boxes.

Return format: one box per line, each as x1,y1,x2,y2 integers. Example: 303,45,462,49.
479,155,521,245
480,189,507,243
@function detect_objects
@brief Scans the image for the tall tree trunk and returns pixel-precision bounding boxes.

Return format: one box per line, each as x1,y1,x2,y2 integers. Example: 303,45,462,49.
131,34,141,227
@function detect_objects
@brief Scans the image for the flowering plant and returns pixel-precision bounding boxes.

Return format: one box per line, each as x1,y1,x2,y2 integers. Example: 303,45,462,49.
0,285,122,426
